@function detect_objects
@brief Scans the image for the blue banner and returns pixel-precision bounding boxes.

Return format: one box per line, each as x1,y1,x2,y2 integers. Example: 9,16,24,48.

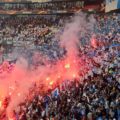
117,0,120,9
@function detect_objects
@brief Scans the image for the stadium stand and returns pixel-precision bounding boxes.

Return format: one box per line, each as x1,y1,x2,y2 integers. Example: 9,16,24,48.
0,0,120,120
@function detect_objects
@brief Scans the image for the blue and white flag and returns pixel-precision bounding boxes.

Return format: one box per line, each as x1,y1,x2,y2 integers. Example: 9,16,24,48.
52,88,59,98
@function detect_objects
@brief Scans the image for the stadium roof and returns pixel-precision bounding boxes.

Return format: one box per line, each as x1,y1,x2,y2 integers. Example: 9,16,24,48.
0,0,104,3
0,0,75,2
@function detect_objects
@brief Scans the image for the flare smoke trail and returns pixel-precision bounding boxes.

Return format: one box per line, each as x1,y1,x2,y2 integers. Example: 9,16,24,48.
0,13,96,119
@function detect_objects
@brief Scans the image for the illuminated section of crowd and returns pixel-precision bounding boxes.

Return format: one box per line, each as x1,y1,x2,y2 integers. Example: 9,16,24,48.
0,13,120,120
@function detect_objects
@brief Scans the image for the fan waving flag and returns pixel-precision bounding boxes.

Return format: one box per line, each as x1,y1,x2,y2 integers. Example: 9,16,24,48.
52,88,59,98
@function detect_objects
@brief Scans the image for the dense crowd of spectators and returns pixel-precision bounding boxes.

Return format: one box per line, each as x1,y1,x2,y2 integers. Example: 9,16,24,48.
17,59,120,120
0,15,66,63
0,13,120,120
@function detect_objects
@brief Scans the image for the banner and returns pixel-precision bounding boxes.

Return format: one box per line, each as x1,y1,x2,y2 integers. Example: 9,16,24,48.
117,0,120,9
105,0,119,12
30,0,52,2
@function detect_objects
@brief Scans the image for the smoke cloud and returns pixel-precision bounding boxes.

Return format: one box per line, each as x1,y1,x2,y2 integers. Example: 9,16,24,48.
0,13,96,119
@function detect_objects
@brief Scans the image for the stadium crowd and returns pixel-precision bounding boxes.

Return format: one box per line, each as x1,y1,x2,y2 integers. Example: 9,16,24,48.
0,15,66,62
0,13,120,120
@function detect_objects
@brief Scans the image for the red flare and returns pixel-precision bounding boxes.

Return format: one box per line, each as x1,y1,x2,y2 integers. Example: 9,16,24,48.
46,77,50,81
9,118,14,120
72,74,76,78
17,93,21,97
65,63,70,69
0,100,2,109
49,81,54,86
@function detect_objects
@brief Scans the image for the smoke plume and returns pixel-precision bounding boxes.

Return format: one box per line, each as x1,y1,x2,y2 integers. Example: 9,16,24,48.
0,13,96,119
